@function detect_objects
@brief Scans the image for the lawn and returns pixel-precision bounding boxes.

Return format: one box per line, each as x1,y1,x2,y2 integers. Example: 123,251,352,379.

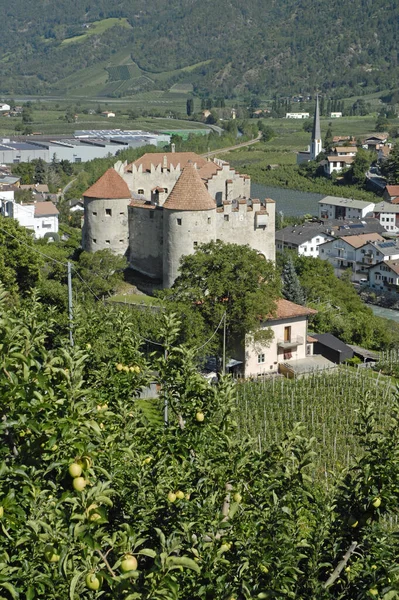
110,294,160,306
61,18,131,46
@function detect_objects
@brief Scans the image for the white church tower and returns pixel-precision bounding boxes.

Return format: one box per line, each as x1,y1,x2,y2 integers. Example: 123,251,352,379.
310,95,322,161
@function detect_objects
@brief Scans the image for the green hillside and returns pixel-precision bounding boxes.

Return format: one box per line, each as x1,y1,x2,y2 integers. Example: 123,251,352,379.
1,0,399,99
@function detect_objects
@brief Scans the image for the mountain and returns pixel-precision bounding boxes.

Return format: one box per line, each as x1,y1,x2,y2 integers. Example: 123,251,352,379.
1,0,399,99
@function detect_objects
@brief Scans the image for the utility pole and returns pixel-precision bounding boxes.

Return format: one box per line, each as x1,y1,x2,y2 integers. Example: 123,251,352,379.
222,313,226,375
164,348,168,425
67,261,74,347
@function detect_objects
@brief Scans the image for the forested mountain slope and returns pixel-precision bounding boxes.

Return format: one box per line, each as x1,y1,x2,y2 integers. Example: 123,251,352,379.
1,0,398,98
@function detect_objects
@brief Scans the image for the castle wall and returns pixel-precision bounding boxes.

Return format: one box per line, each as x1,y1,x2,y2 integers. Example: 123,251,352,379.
83,196,130,255
128,205,163,279
215,199,275,263
163,208,216,288
206,164,250,204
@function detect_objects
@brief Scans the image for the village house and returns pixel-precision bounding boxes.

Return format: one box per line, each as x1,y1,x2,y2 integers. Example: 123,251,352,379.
286,112,310,119
373,201,399,234
362,133,388,150
101,111,115,118
319,233,399,281
322,155,354,176
234,298,318,377
330,112,342,118
319,197,375,220
275,218,385,257
331,146,358,157
382,185,399,204
0,195,59,239
368,260,399,292
0,104,11,112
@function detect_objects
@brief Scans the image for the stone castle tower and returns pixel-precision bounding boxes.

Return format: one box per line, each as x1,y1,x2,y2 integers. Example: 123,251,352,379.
83,153,275,287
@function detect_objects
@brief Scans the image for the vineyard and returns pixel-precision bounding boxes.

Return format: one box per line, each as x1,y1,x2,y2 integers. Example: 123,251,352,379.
235,367,395,478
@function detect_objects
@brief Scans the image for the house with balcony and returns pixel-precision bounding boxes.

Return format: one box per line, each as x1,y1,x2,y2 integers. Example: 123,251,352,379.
369,260,399,292
373,201,399,234
319,197,375,220
233,298,318,377
318,232,390,280
322,155,355,176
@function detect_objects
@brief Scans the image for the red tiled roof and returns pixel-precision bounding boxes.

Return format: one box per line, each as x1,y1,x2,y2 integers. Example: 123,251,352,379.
386,185,399,196
267,298,317,321
34,201,59,217
163,162,216,211
83,168,131,199
339,232,384,248
126,152,208,173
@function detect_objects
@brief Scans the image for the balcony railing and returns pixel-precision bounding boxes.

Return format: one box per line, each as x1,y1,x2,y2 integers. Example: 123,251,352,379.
277,336,304,349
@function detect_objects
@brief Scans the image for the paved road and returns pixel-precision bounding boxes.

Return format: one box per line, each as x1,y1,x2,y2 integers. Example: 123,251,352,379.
201,133,262,158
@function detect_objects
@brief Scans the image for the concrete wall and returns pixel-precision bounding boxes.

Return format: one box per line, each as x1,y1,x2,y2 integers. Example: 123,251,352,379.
34,215,59,239
163,208,216,288
216,199,275,263
245,317,309,377
128,205,163,278
83,196,130,254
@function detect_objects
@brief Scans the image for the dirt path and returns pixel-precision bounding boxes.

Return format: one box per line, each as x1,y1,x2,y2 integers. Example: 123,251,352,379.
201,133,262,158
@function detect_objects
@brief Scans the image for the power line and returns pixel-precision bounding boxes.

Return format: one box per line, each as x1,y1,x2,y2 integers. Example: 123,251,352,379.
194,311,226,353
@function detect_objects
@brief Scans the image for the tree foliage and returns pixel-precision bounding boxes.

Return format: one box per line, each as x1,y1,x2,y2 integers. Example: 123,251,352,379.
2,292,399,598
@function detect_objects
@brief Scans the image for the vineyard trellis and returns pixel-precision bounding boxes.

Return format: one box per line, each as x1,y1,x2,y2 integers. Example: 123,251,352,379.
235,366,396,481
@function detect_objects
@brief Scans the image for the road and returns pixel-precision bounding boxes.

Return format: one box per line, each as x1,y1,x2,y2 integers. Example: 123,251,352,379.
201,133,262,158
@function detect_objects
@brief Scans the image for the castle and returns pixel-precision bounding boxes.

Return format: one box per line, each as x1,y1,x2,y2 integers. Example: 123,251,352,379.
82,152,275,288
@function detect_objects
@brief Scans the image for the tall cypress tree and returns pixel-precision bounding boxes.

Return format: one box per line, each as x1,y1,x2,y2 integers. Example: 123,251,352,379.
282,255,305,305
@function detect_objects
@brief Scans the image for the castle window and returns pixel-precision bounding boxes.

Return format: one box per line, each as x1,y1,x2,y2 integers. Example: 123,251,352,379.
92,238,97,244
164,188,168,193
224,215,229,222
138,189,144,195
119,239,124,243
193,241,198,248
93,211,97,216
258,353,265,364
177,218,182,226
105,240,110,245
105,208,112,216
208,217,211,224
120,212,124,215
150,212,154,219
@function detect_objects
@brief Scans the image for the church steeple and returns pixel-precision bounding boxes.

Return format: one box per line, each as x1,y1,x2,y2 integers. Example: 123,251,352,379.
310,95,322,160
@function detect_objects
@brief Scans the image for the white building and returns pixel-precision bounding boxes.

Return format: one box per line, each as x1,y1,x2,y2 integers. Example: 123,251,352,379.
369,260,399,292
0,104,10,112
323,155,354,176
330,112,342,118
0,198,59,239
319,233,399,281
234,299,317,377
286,113,310,119
373,202,399,234
319,197,375,220
275,223,332,257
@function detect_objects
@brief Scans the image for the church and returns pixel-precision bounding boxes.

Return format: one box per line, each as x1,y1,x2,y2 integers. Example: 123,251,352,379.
82,151,275,288
296,96,323,164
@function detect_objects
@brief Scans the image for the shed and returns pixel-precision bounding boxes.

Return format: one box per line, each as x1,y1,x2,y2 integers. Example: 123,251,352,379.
312,333,354,364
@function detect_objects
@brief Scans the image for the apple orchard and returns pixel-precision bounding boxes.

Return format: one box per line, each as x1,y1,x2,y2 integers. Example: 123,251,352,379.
1,291,399,600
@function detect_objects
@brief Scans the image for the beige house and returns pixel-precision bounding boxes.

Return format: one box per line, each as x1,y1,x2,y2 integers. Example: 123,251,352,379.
235,299,317,377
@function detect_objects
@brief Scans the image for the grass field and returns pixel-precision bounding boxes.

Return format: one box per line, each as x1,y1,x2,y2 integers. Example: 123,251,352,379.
61,18,131,46
109,294,160,306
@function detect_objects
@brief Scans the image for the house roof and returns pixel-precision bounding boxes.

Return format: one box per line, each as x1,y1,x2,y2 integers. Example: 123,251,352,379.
267,298,317,321
198,161,222,180
364,133,388,141
126,152,208,173
83,168,131,199
34,201,59,217
319,196,374,209
20,184,49,193
312,333,353,354
371,260,399,275
339,232,384,248
326,155,354,163
163,162,216,211
275,223,331,245
370,239,399,256
325,217,385,236
385,185,399,197
374,201,399,214
332,147,358,153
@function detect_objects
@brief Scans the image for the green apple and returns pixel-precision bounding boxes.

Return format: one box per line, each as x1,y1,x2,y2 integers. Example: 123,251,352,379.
168,491,177,503
372,497,382,508
196,411,205,422
68,462,82,478
73,477,87,492
120,554,138,572
176,490,185,499
85,573,102,591
233,493,242,503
